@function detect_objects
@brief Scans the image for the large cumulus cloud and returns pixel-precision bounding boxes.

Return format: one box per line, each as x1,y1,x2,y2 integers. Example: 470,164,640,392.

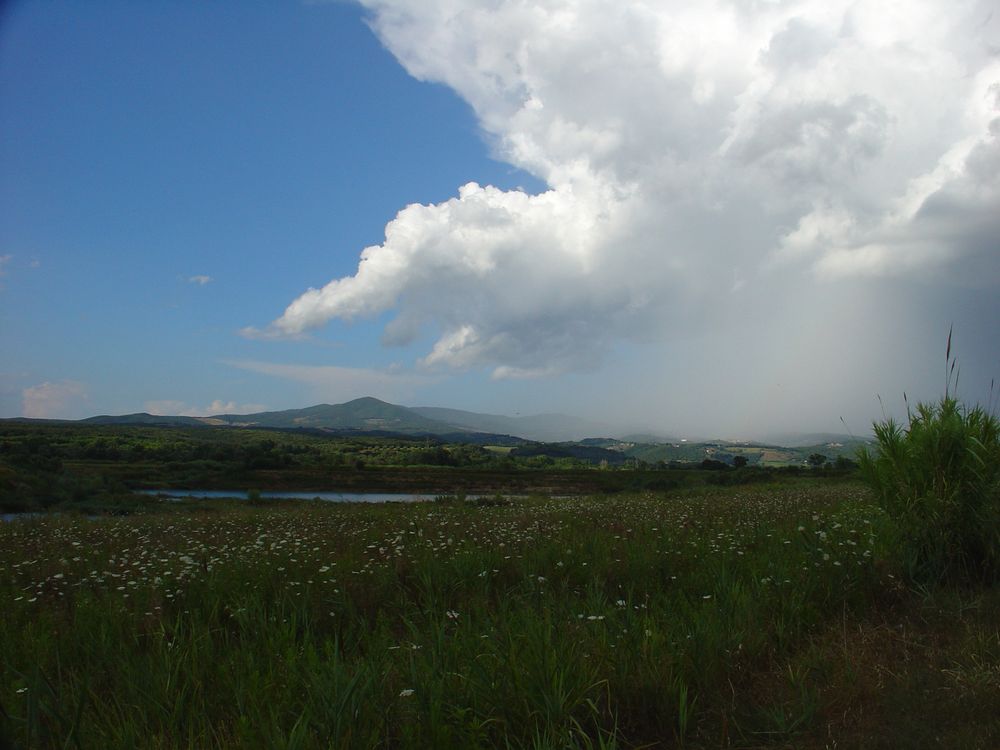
249,0,1000,377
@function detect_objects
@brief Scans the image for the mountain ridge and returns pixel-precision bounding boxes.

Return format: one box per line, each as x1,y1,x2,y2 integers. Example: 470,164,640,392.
77,397,555,441
209,398,451,433
10,397,866,448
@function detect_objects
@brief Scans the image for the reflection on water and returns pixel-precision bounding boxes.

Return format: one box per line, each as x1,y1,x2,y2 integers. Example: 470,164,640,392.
1,491,507,521
2,512,44,522
140,490,450,503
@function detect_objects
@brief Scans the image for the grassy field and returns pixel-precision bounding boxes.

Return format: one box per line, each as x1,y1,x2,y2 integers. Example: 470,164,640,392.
2,480,998,748
0,422,864,515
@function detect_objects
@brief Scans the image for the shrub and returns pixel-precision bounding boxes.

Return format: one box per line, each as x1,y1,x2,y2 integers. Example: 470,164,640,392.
859,395,1000,584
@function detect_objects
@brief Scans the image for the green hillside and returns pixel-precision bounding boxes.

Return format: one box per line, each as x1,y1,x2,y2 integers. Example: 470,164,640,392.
211,397,462,434
82,413,206,427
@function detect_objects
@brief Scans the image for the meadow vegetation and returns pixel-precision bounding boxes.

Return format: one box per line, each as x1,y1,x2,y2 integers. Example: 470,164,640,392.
860,394,1000,585
2,475,998,748
0,423,850,514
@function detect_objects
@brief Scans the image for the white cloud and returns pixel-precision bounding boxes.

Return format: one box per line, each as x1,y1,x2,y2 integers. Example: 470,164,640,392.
226,359,437,404
251,0,1000,377
188,275,213,285
144,399,267,417
22,380,88,419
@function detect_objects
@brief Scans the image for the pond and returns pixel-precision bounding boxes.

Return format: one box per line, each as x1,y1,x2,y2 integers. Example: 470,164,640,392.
2,512,44,522
139,489,465,503
0,492,512,521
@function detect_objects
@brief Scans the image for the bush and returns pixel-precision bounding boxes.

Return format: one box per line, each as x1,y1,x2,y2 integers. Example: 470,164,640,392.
859,395,1000,584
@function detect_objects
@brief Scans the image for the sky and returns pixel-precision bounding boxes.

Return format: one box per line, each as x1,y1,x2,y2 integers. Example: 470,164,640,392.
1,0,998,439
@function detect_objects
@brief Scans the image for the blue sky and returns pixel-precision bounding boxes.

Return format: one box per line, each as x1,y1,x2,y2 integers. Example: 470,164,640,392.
2,1,998,437
1,1,539,418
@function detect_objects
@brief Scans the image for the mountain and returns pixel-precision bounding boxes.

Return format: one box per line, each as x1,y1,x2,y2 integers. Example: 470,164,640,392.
209,398,452,433
70,399,522,442
618,432,681,444
759,432,872,448
2,399,871,462
410,406,613,442
47,398,618,442
82,413,206,426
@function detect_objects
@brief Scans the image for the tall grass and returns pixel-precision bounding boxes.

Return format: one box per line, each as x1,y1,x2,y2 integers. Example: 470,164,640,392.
0,484,887,748
859,338,1000,584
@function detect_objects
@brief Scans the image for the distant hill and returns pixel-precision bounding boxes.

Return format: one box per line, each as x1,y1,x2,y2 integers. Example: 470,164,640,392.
212,399,611,442
618,432,681,444
37,398,619,442
411,406,612,442
210,398,452,433
759,432,872,448
68,398,526,443
82,413,206,427
9,398,871,459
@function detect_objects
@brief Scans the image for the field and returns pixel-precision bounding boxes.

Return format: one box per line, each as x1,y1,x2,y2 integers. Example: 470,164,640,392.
4,480,998,748
0,422,865,515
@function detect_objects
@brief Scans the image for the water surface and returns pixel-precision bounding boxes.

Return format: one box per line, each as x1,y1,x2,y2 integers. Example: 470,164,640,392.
141,489,456,503
2,512,43,522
